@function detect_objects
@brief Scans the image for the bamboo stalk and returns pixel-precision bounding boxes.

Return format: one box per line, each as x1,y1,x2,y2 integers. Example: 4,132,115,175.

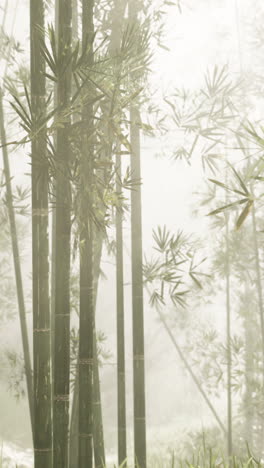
251,203,264,374
30,0,52,466
128,1,147,464
130,105,147,468
243,285,254,450
50,0,59,404
116,151,127,467
53,0,72,465
93,342,106,468
78,1,94,467
224,159,232,460
69,242,105,468
225,212,232,459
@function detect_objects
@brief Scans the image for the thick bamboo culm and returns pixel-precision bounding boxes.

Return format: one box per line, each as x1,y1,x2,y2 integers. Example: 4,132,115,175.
30,0,52,466
78,1,95,468
53,0,72,466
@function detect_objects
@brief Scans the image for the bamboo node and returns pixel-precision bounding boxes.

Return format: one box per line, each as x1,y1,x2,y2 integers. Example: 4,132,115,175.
79,433,93,439
34,448,52,452
79,358,94,365
33,328,51,333
133,354,144,360
54,394,70,402
80,286,94,291
32,208,49,216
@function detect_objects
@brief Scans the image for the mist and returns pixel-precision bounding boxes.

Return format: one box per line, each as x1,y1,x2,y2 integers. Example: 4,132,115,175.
0,0,263,467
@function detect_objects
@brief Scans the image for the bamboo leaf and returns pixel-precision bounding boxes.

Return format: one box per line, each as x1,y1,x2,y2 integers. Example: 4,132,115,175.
235,200,253,230
228,163,249,195
207,198,248,217
208,178,246,196
10,102,31,130
11,95,32,126
189,272,203,289
44,72,57,83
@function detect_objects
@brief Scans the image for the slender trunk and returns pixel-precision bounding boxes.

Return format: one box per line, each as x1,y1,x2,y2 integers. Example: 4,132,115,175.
69,240,105,468
157,307,227,435
243,287,254,450
78,2,94,467
71,339,105,468
30,1,52,466
251,202,264,457
69,365,79,468
92,236,106,468
93,342,105,468
53,0,72,466
51,0,59,407
0,90,34,435
68,2,80,464
251,203,264,374
130,106,147,468
109,3,129,463
116,151,127,467
225,214,232,459
128,1,147,464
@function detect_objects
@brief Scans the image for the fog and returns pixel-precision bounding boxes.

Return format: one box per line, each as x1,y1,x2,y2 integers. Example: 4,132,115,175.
0,0,263,466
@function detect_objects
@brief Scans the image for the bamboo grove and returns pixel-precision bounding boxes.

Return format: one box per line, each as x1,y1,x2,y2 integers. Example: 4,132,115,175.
3,0,264,467
0,0,151,466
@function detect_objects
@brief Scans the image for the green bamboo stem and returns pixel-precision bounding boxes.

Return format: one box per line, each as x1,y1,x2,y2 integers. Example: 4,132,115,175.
110,5,129,464
68,2,79,463
30,0,52,466
116,151,127,467
93,341,105,468
69,363,79,468
250,201,264,456
93,239,106,468
251,203,264,375
69,240,105,468
243,285,254,450
78,1,94,467
50,0,59,408
224,159,232,460
128,1,147,464
53,0,72,466
130,105,147,468
225,213,232,459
